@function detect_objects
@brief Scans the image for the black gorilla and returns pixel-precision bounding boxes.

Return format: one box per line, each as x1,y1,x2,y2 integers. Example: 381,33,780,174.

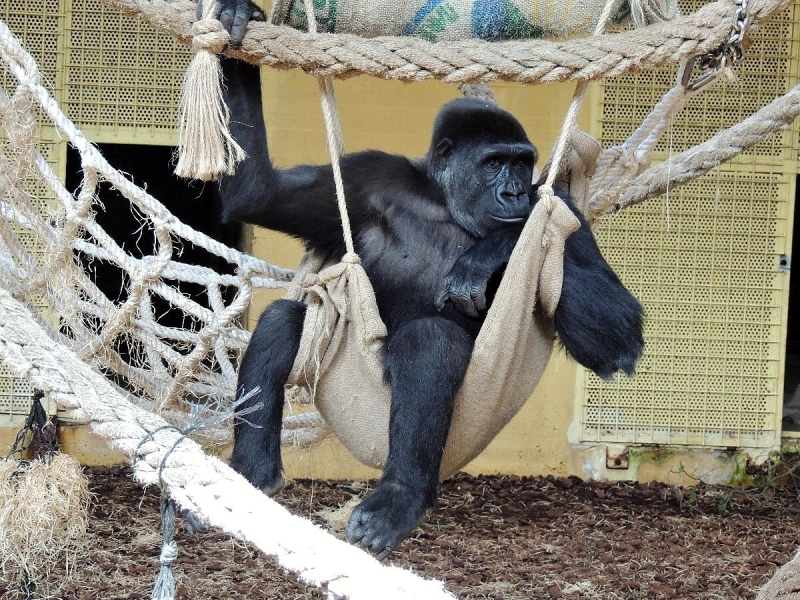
214,9,643,558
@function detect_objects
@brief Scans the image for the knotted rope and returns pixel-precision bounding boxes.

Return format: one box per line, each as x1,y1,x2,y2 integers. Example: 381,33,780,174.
592,82,800,218
0,289,457,600
173,0,246,180
102,0,791,83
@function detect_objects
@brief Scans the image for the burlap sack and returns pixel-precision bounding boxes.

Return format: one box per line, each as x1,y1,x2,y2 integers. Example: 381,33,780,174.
270,0,678,42
285,194,580,479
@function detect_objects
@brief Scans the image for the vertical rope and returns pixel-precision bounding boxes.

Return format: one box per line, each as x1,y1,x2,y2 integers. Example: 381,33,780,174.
150,495,178,600
539,0,623,210
303,0,355,256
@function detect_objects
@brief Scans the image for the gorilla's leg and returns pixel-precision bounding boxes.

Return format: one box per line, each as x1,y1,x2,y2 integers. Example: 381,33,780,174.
229,299,306,495
346,317,473,559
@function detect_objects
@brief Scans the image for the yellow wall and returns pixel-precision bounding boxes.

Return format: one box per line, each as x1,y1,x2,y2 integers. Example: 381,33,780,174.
251,67,593,479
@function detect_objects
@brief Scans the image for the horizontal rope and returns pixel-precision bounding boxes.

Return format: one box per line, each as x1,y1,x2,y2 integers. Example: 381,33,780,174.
101,0,791,84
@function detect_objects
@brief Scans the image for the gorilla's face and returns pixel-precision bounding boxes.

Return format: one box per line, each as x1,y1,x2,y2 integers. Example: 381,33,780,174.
433,137,536,237
427,98,537,237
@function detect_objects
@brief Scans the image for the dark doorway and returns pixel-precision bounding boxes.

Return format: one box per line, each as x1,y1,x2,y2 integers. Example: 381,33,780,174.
783,176,800,432
64,143,242,386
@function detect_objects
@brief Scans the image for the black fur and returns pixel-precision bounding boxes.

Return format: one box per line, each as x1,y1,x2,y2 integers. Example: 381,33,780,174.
218,47,644,558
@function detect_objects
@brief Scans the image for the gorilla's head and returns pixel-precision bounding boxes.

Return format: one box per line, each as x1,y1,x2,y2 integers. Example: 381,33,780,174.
427,98,538,237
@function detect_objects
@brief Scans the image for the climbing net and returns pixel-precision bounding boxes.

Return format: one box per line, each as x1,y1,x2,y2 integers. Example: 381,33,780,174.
2,0,800,596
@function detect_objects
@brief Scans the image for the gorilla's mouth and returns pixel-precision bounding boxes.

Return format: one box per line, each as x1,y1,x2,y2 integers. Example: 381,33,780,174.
490,215,527,224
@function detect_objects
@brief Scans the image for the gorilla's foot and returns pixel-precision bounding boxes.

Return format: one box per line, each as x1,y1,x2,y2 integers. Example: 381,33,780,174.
345,481,430,560
229,453,285,496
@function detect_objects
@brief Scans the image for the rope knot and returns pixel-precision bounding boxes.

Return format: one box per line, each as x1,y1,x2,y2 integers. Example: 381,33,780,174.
536,184,557,215
159,540,179,566
342,252,361,265
190,19,230,53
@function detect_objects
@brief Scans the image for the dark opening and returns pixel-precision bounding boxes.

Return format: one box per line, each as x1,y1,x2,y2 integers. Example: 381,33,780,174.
64,143,242,387
783,175,800,431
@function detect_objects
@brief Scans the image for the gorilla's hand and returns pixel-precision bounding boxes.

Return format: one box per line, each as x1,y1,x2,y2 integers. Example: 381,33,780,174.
435,225,521,318
436,257,495,318
197,0,266,48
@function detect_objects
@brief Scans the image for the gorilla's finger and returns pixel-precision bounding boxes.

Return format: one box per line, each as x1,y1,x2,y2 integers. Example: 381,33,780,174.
471,285,487,312
434,288,449,311
251,5,266,20
218,4,235,33
374,546,393,561
229,9,251,47
452,293,479,319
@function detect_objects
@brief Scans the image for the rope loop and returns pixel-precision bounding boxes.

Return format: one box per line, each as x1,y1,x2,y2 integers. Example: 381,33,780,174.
537,184,557,215
342,252,361,265
190,18,230,53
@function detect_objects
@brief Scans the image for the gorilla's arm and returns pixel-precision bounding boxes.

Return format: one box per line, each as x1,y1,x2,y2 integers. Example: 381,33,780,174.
437,194,644,380
556,199,644,379
219,58,348,252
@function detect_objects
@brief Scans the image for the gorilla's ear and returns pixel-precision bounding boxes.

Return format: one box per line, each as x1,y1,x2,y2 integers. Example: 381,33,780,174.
435,138,454,159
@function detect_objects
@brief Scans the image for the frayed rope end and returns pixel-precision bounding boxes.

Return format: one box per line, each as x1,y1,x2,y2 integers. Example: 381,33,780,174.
174,19,246,182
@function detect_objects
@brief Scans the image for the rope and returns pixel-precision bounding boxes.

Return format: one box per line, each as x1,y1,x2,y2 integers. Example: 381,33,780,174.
300,0,355,256
536,0,620,213
0,17,307,437
591,82,800,218
173,0,246,180
0,290,456,600
101,0,791,84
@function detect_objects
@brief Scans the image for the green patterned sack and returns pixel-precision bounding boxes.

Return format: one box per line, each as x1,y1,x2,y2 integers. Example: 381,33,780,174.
270,0,679,42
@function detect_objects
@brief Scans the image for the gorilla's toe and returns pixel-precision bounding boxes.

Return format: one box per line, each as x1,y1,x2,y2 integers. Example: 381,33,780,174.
346,481,430,560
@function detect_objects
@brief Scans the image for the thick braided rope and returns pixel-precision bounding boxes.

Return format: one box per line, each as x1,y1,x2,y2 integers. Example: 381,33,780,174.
0,290,456,600
591,82,800,218
102,0,791,83
756,548,800,600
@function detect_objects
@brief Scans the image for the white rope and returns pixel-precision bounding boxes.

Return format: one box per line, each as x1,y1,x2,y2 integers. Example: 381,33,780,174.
0,290,455,600
302,0,355,255
0,18,300,424
536,0,622,210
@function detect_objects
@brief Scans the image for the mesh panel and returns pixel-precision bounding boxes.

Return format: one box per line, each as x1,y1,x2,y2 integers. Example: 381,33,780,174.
1,0,62,90
581,167,789,447
581,0,799,449
63,0,192,143
0,137,61,420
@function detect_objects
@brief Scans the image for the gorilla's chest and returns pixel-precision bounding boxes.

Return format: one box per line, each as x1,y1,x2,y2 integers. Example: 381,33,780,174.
356,207,475,315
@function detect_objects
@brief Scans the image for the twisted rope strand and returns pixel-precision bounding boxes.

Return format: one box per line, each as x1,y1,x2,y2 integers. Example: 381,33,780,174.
0,289,456,600
101,0,791,84
592,82,800,218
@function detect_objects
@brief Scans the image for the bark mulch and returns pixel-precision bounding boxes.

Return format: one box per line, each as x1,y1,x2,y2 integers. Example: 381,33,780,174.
2,465,800,599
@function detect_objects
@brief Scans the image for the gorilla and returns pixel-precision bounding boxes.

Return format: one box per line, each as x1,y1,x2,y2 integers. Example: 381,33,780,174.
214,3,644,559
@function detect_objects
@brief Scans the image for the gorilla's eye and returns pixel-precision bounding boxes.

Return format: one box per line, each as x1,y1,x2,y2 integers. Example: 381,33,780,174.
485,157,501,169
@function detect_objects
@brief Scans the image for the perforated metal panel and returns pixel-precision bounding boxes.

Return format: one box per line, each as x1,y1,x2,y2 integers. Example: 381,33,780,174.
600,2,800,164
581,167,789,447
63,0,192,143
580,0,800,449
1,0,63,89
0,135,61,419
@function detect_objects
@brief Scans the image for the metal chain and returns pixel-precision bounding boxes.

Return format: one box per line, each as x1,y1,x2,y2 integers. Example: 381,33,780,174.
689,0,751,90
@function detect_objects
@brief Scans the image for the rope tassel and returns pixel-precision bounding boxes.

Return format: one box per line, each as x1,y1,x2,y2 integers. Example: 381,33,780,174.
174,4,246,181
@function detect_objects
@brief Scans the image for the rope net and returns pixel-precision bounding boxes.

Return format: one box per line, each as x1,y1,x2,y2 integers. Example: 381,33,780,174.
0,17,297,444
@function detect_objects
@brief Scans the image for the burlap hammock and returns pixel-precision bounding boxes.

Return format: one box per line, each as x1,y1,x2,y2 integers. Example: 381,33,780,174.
282,193,580,478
